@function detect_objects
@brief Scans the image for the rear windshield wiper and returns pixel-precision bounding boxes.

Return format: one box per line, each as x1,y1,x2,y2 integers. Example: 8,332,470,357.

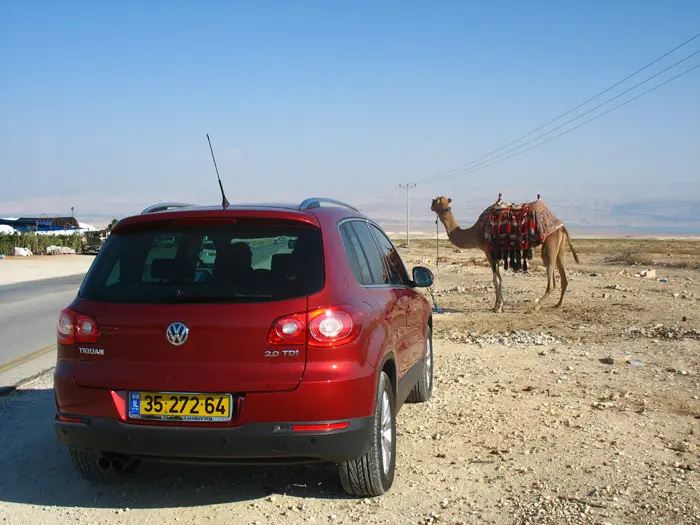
164,291,274,303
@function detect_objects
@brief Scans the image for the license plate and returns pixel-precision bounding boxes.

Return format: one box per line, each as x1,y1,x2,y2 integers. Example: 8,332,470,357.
127,391,233,422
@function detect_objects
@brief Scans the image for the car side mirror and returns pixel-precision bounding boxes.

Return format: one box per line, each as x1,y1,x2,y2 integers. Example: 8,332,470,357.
412,266,434,287
288,239,297,249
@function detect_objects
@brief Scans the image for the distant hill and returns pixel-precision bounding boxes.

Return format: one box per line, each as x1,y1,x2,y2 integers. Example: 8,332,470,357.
366,198,700,237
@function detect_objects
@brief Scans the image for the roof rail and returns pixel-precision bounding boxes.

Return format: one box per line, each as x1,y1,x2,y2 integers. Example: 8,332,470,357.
141,202,196,214
299,198,359,212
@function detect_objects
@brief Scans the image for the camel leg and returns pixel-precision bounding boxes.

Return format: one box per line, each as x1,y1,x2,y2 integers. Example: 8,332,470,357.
554,241,568,308
486,253,504,313
493,263,504,313
534,241,556,311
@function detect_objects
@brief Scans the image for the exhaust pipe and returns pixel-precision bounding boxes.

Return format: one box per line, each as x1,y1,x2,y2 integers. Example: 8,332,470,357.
97,455,138,472
110,458,125,471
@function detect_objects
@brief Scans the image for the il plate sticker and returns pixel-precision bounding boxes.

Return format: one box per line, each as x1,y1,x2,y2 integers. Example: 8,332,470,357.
129,392,141,416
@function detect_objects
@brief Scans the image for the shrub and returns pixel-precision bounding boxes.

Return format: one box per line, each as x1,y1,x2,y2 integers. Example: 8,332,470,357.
605,252,655,266
0,232,83,256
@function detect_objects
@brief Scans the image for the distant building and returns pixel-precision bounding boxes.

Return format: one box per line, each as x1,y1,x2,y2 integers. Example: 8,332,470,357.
0,216,98,235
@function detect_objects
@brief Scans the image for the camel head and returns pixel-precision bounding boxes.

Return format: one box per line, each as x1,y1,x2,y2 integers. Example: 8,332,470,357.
430,196,452,217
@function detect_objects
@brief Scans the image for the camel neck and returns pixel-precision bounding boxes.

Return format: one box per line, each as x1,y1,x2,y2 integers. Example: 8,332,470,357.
439,211,481,249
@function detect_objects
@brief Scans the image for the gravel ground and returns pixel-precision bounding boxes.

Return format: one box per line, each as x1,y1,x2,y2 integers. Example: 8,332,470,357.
0,243,698,524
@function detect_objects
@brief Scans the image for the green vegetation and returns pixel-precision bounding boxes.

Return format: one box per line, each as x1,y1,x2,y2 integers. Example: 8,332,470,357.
0,232,84,256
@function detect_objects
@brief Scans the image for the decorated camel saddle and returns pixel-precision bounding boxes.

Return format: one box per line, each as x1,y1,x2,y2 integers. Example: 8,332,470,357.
478,193,564,272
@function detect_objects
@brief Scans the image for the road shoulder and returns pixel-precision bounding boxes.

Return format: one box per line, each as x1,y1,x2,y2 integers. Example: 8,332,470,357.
0,347,55,396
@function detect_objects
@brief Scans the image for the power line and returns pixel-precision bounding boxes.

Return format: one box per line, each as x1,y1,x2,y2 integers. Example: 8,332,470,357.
357,186,405,212
412,31,700,185
398,183,417,247
429,48,700,183
431,61,700,184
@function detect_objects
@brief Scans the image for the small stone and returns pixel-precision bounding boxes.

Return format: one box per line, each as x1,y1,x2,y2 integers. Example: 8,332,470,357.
599,357,615,365
670,442,692,453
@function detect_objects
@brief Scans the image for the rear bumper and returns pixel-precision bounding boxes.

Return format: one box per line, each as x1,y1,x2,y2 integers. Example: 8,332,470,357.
55,415,374,464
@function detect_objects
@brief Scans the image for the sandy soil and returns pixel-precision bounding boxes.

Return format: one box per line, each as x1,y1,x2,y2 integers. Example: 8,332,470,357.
0,255,95,286
0,239,698,524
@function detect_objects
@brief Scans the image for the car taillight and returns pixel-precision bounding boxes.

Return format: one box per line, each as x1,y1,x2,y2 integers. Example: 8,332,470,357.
268,313,306,345
57,309,75,344
57,308,100,345
268,306,362,348
308,308,360,347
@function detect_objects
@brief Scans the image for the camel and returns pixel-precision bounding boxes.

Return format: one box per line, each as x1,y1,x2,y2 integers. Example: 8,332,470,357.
430,195,579,313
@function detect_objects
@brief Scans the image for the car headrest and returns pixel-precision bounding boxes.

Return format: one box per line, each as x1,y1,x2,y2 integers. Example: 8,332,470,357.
150,258,195,281
271,253,293,275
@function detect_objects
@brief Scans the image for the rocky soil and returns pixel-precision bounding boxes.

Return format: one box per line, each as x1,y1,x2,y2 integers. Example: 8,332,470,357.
0,240,698,524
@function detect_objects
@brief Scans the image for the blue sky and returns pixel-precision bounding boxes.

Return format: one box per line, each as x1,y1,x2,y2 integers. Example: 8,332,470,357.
1,1,699,231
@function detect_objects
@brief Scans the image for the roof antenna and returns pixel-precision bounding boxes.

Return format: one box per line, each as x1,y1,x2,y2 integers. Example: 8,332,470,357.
206,133,230,209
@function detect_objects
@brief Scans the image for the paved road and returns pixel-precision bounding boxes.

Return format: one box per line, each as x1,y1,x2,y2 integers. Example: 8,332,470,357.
0,275,85,369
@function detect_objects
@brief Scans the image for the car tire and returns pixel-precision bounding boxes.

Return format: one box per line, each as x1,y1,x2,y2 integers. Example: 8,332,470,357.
69,449,136,484
407,326,434,403
338,371,396,497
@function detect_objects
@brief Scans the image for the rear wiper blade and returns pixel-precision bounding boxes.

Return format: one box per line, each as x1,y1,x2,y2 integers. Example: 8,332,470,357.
166,291,274,302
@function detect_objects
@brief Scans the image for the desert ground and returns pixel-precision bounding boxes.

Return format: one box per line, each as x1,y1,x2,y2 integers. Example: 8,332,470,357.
0,238,698,525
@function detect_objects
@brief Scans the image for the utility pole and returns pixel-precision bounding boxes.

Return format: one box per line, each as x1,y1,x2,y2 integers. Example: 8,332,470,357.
398,183,417,247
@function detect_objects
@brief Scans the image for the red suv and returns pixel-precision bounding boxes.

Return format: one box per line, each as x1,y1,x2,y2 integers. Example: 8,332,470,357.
54,198,435,497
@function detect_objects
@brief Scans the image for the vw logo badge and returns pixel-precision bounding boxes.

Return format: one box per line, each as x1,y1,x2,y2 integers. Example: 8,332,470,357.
166,322,189,346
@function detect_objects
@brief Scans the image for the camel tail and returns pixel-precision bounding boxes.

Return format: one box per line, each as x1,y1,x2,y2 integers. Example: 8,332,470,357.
562,226,580,264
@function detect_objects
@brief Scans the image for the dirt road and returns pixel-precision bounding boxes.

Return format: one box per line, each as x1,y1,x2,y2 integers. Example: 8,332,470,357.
0,240,698,524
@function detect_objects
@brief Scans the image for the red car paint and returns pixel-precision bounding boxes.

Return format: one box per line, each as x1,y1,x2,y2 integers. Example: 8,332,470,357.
54,201,434,492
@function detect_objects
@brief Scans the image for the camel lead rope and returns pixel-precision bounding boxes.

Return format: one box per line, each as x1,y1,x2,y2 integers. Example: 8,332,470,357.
430,218,443,314
436,218,439,274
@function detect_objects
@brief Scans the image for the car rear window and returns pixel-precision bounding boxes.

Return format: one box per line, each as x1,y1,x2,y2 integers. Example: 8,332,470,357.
79,221,324,303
